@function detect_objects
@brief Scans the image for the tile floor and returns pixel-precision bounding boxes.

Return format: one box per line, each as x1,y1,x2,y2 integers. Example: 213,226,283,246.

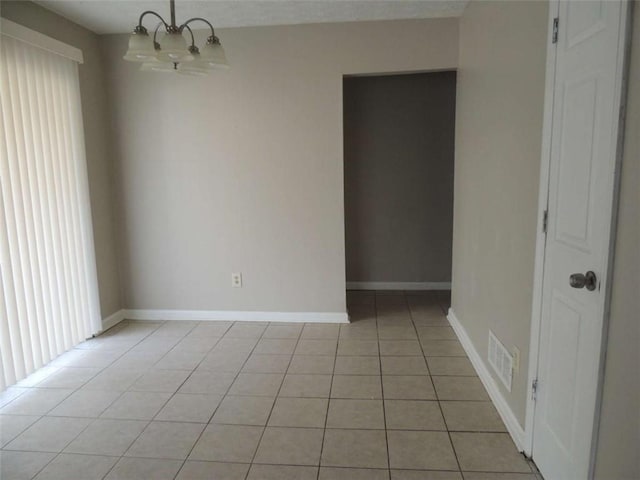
0,290,542,480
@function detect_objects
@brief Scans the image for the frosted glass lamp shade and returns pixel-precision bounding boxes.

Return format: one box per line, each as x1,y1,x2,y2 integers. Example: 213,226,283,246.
123,31,157,62
177,60,210,76
140,59,177,72
199,42,229,68
157,32,193,62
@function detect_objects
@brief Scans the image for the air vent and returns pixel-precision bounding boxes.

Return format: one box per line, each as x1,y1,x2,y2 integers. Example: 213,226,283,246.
488,330,513,392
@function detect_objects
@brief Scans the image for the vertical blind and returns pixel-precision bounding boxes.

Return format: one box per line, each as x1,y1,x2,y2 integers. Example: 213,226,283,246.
0,31,101,391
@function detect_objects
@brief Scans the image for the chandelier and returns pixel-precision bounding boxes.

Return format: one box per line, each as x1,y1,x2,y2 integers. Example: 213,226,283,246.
123,0,228,75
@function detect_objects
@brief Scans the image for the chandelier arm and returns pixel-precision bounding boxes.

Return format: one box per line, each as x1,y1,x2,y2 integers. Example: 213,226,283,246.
179,17,216,39
152,21,164,48
183,25,196,48
138,10,169,30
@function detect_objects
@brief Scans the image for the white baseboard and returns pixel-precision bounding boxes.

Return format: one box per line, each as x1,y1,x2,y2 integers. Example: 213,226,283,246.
122,309,349,324
101,309,125,331
346,281,451,291
447,308,526,451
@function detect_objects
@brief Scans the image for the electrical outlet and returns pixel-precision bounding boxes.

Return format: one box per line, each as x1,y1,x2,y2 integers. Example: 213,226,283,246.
512,346,520,374
231,272,242,288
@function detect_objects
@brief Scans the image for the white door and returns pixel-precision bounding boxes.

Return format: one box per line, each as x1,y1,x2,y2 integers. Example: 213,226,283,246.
533,1,628,479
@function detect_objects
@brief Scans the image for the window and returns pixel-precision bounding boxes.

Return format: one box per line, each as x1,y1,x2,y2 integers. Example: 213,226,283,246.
0,20,101,390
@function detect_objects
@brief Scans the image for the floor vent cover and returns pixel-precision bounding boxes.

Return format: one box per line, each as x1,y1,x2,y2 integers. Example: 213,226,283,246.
488,330,513,392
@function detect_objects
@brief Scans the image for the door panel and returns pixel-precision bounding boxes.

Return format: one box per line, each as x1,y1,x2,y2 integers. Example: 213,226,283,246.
567,1,606,47
544,291,582,453
555,76,599,250
533,1,627,479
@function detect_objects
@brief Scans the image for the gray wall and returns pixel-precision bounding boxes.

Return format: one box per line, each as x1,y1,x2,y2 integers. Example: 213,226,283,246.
344,72,456,284
0,1,122,321
594,3,640,479
451,0,548,426
100,19,459,314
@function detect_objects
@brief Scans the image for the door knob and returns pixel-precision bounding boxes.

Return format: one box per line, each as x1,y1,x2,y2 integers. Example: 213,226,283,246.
569,271,597,291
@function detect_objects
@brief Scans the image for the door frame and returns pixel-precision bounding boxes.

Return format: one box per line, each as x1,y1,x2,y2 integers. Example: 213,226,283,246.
524,0,633,476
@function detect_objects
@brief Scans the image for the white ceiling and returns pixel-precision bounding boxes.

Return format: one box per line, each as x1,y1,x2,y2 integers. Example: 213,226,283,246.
36,0,468,34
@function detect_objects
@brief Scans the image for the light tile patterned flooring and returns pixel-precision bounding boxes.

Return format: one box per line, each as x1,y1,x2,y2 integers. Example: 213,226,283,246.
0,290,542,480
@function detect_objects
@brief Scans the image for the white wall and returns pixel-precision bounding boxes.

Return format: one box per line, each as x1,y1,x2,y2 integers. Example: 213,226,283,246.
594,3,640,478
451,0,548,426
101,19,458,314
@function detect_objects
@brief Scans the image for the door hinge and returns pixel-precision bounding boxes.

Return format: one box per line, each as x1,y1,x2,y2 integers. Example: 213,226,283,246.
552,17,559,44
531,378,539,401
542,209,548,234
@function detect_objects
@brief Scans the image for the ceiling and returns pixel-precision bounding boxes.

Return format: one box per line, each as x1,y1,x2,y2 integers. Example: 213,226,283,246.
36,0,468,34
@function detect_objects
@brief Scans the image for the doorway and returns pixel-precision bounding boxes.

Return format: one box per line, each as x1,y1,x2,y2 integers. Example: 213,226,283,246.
343,71,457,293
527,1,630,479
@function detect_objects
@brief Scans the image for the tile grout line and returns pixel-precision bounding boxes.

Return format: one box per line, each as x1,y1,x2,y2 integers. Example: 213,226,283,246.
96,319,201,480
148,324,239,480
158,320,233,399
0,447,541,476
69,319,219,480
316,324,339,480
30,321,172,479
375,292,393,478
243,322,307,480
3,295,528,479
406,291,464,475
105,323,210,476
3,319,162,414
5,321,268,479
170,321,273,480
25,319,169,480
0,415,42,450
